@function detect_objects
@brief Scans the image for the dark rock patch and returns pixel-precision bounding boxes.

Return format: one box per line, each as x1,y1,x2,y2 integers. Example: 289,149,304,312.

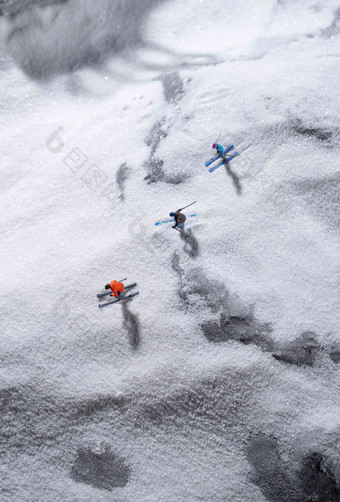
143,120,167,184
144,158,165,184
159,71,184,104
144,160,186,185
71,444,130,490
175,265,227,312
322,7,340,38
202,312,273,352
202,313,321,368
0,385,23,410
0,0,68,16
293,120,332,143
247,433,298,502
144,119,188,185
145,118,167,156
143,154,186,185
248,436,340,502
299,452,340,502
171,251,184,277
116,163,130,201
200,320,223,342
164,172,188,185
330,343,340,363
220,314,273,350
272,331,320,367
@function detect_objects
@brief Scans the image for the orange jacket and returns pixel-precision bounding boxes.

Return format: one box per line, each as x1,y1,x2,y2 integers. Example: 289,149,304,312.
110,280,125,297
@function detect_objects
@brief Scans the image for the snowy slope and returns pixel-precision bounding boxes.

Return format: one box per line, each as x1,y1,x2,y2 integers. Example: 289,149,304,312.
1,0,340,501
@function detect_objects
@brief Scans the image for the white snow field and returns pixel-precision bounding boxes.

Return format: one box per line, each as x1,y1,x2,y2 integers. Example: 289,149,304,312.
1,0,340,500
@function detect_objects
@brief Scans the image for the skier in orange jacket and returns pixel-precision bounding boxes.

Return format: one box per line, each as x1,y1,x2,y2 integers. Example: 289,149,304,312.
105,280,125,297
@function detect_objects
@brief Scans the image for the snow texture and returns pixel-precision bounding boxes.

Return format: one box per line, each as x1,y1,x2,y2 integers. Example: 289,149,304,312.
0,0,340,501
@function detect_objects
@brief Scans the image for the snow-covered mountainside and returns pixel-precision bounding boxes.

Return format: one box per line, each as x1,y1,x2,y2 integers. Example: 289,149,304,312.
1,0,340,500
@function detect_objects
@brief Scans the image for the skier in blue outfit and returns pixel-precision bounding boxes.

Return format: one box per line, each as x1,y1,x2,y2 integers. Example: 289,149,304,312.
205,143,238,172
212,142,225,158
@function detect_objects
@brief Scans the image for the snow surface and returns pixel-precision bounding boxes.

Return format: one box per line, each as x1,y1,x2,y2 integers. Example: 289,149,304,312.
0,0,340,500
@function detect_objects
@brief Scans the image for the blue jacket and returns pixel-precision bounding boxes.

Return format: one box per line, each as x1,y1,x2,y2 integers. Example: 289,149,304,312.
215,143,224,155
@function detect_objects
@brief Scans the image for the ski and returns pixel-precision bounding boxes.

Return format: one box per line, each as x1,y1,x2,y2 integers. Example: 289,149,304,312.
97,282,137,298
98,291,139,308
205,145,233,167
209,152,239,173
155,213,197,226
205,154,219,167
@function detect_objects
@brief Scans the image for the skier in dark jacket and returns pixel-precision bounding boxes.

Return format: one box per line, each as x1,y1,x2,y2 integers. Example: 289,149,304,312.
169,208,187,229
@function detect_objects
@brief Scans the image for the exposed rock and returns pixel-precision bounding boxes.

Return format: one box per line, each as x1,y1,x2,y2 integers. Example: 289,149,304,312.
247,433,298,502
294,119,332,142
248,437,340,502
0,0,67,16
159,71,184,104
116,163,130,201
202,312,273,352
330,343,340,364
71,444,130,491
299,452,340,502
273,331,320,367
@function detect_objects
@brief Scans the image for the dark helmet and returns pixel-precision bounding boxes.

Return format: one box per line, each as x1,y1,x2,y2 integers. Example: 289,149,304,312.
105,283,111,290
169,211,175,217
212,143,217,148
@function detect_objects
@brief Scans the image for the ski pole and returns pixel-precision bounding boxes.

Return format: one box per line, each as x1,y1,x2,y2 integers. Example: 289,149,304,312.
119,277,127,282
214,132,221,144
181,201,197,211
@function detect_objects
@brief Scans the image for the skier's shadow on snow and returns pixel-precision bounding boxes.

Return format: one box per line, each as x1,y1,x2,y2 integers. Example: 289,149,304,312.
179,228,199,259
224,163,242,195
122,302,140,350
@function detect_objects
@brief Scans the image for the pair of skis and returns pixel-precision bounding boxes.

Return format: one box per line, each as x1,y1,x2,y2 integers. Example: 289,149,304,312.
155,200,197,227
97,282,138,308
205,145,239,172
155,213,197,226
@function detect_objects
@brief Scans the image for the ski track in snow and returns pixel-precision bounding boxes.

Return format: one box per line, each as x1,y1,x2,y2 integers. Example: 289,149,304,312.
0,0,340,501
